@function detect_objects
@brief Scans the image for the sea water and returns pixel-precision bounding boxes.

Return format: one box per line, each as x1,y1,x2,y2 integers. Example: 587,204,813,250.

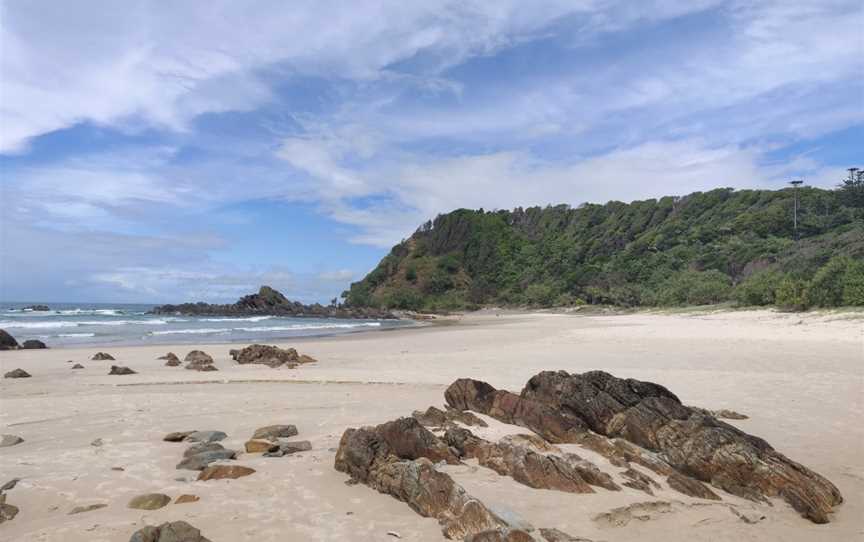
0,302,411,347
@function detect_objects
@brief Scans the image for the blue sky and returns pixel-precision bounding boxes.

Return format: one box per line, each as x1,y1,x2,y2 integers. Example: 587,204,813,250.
1,0,862,303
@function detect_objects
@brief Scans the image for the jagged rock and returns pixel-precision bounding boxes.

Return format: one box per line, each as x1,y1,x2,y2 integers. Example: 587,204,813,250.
252,424,298,441
230,344,316,368
520,370,843,523
184,350,213,363
446,428,606,494
413,406,489,428
92,352,115,360
175,494,200,504
184,431,227,443
72,363,84,369
667,472,721,500
500,434,559,454
0,494,19,524
465,529,535,542
158,352,179,362
1,478,20,492
197,465,255,481
129,521,211,542
245,439,278,453
68,503,107,514
128,493,171,510
0,329,19,350
621,467,659,495
0,435,24,448
21,339,47,349
184,350,216,371
714,409,749,420
163,431,196,442
538,528,594,541
176,449,236,470
445,378,584,443
4,368,30,379
108,365,136,375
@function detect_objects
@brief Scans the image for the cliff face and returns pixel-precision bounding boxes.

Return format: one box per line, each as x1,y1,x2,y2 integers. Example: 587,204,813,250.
152,286,396,319
342,187,864,311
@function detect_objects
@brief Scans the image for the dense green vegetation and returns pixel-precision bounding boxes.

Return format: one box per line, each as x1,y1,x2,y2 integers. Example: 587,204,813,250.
343,185,864,312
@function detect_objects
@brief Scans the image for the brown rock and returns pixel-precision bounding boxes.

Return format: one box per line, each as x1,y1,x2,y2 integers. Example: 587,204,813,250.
68,503,107,514
245,439,278,453
158,352,180,362
252,424,298,441
4,368,31,379
413,406,489,428
91,352,115,360
72,363,84,369
621,467,660,495
0,435,24,448
531,371,843,522
184,350,215,371
164,431,196,442
538,528,595,542
127,493,171,510
108,365,136,375
197,465,255,481
445,379,583,443
174,494,200,504
0,494,19,524
129,520,211,542
231,344,302,368
667,472,721,500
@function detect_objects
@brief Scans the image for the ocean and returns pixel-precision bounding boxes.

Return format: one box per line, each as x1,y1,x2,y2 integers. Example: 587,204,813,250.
0,302,412,347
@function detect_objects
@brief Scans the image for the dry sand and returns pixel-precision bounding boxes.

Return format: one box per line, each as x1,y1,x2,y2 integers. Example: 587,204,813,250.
1,309,862,541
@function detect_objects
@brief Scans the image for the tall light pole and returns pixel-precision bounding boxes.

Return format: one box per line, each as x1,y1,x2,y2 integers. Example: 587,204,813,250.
789,179,803,240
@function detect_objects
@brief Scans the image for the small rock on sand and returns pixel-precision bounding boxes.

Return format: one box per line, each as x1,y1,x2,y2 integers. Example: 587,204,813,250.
174,494,200,504
4,369,31,379
183,442,227,457
184,430,227,443
197,465,255,481
164,431,196,442
264,440,312,457
91,352,115,360
252,424,298,441
0,494,19,524
0,435,24,448
129,520,211,542
108,365,136,375
68,503,107,515
176,449,236,471
21,339,47,349
128,493,171,510
245,439,278,453
72,363,84,369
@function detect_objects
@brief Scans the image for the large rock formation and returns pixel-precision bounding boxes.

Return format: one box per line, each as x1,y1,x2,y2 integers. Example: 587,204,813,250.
151,285,396,319
446,371,843,524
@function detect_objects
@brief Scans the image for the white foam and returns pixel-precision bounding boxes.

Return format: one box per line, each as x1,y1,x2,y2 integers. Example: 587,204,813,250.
148,328,230,336
198,316,274,322
57,333,96,338
235,322,381,332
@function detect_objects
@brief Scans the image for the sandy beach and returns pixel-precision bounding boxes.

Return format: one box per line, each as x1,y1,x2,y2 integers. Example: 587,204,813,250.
1,309,862,541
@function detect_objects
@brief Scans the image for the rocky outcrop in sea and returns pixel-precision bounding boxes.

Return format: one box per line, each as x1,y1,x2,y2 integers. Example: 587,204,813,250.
150,285,396,319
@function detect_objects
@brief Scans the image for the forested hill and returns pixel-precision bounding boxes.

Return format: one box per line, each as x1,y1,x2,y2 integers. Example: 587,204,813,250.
342,186,864,311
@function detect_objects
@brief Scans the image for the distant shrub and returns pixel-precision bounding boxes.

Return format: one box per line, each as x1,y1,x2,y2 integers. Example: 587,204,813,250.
382,288,423,310
808,257,853,307
404,266,418,283
424,269,454,294
438,254,461,273
656,270,732,306
841,259,864,306
554,292,585,306
734,270,784,306
775,277,809,311
525,283,556,307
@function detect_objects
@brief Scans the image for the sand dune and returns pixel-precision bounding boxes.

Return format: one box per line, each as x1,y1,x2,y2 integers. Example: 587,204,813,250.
1,310,861,541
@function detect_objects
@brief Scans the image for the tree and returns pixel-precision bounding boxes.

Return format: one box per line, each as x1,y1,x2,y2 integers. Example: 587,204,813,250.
837,167,864,208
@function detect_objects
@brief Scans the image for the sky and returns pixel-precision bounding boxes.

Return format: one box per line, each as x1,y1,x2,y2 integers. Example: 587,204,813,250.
1,0,862,304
